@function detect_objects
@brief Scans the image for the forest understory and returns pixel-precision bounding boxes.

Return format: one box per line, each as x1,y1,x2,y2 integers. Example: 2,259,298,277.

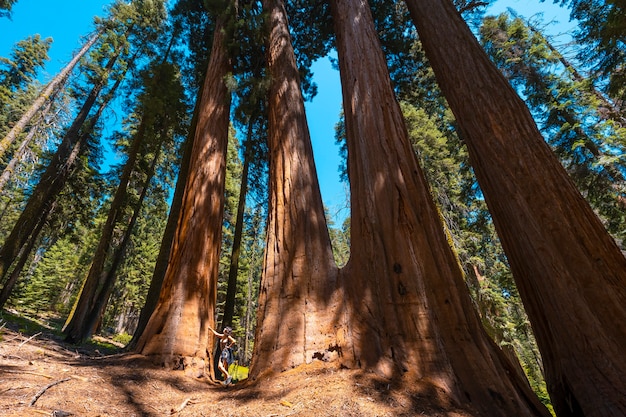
0,311,475,417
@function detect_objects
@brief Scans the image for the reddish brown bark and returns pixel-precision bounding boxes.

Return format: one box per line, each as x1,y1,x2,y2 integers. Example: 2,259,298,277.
329,0,550,415
405,1,626,416
134,17,232,376
249,0,341,378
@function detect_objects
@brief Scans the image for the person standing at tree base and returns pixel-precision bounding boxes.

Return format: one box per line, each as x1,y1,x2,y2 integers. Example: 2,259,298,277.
209,325,237,385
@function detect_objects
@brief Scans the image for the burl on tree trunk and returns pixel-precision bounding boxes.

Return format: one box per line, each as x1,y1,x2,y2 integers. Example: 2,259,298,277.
405,0,626,416
134,16,232,378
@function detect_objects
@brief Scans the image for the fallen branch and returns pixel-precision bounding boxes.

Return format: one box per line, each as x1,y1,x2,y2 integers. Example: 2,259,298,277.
0,385,29,394
18,332,42,350
4,370,54,379
170,397,195,414
29,378,71,406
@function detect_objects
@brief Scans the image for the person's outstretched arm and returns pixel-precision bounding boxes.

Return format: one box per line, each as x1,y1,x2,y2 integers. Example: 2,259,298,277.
208,325,223,337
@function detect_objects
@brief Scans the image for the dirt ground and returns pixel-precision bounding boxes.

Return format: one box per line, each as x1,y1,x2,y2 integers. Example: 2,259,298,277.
0,313,474,417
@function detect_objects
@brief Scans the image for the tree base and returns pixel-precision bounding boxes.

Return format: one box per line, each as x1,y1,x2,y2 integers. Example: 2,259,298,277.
143,354,209,379
244,360,508,416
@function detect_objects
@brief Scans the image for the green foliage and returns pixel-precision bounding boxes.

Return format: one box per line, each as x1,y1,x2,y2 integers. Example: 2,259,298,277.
217,128,243,318
555,0,626,100
285,0,334,100
0,35,51,93
480,13,626,247
112,332,132,345
102,196,167,335
12,225,93,315
0,0,17,18
0,35,52,137
327,212,350,267
203,0,230,16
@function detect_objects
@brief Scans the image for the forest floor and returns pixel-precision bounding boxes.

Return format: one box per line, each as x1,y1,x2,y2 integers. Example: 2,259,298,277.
0,310,474,417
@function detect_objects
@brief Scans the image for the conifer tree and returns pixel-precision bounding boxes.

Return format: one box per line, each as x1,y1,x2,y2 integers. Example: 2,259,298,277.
0,34,98,160
135,3,236,378
405,0,626,414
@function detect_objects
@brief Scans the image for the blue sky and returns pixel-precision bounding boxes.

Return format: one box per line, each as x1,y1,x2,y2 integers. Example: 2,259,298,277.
0,1,110,75
1,0,573,224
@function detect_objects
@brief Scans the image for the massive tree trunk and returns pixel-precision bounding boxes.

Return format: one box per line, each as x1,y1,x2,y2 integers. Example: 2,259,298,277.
405,1,626,416
249,0,340,377
0,33,99,160
134,15,232,377
329,0,549,415
128,93,197,350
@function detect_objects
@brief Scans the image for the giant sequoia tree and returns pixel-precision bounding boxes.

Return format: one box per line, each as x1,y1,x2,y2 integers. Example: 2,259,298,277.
249,0,340,374
329,0,548,415
249,0,549,415
405,0,626,416
134,8,234,376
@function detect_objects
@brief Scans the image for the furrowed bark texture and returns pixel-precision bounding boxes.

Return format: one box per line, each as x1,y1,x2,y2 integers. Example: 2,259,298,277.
249,0,341,378
135,17,231,375
330,0,550,415
129,82,201,349
405,1,626,416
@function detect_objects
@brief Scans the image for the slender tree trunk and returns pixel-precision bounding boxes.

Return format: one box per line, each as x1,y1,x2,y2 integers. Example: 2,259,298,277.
65,128,159,341
249,0,340,378
0,202,51,308
0,50,123,284
87,149,160,338
63,108,149,342
242,209,262,366
0,126,37,193
405,1,626,416
134,15,232,378
0,33,99,160
327,0,550,415
222,124,253,328
243,243,255,365
0,97,55,193
520,16,626,125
